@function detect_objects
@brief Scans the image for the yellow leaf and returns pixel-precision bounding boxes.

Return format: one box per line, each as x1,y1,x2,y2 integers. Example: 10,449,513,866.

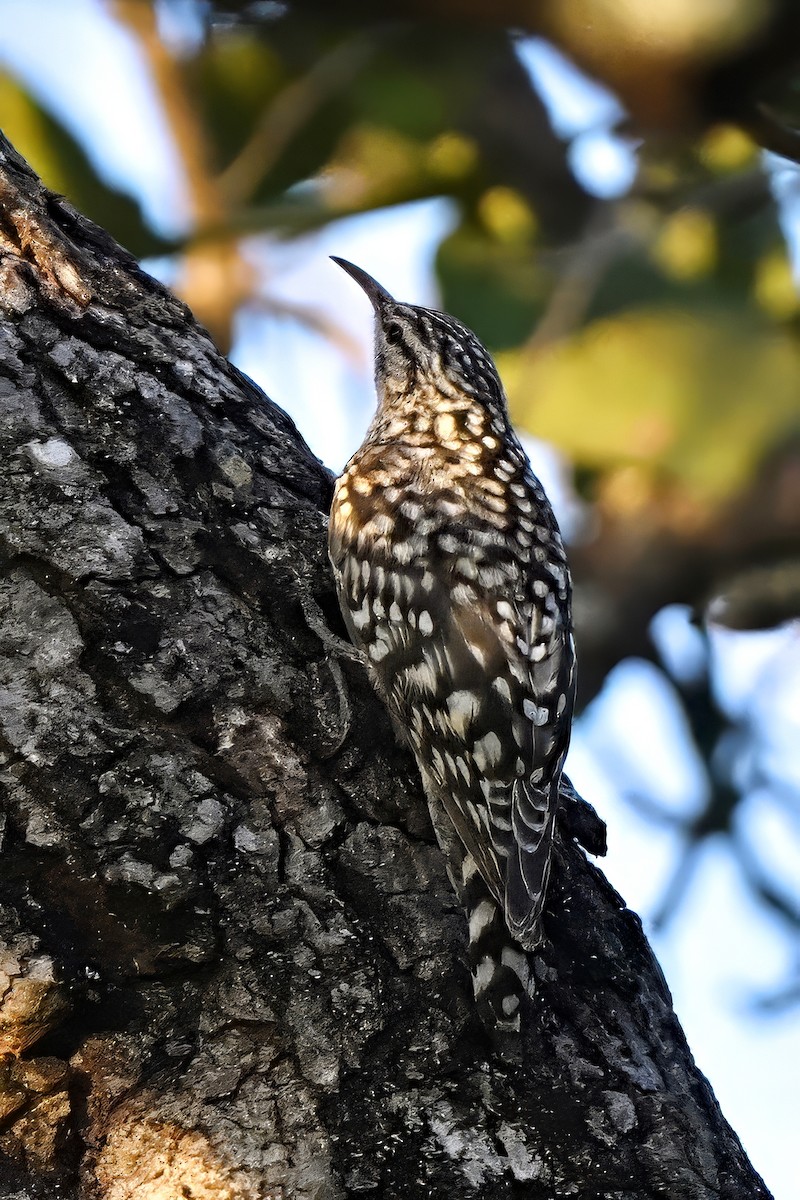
425,132,479,181
699,124,757,172
754,250,800,319
652,208,717,280
477,187,538,245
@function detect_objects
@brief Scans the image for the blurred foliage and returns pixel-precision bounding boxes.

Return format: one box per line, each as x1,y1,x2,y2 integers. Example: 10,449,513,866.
506,309,800,503
0,69,161,257
1,0,799,997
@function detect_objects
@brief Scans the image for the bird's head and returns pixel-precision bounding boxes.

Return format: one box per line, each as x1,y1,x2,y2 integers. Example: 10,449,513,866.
331,257,506,413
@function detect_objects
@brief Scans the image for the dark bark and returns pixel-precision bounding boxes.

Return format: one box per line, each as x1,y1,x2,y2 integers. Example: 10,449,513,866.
0,134,772,1199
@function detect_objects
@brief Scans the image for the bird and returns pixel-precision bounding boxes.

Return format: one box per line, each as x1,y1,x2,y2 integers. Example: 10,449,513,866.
327,257,576,1030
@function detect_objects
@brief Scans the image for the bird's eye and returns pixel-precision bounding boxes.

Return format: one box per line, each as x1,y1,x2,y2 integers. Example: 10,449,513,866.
385,321,403,345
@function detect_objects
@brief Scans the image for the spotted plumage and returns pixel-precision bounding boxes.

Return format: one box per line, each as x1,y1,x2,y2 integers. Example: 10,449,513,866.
328,258,575,1029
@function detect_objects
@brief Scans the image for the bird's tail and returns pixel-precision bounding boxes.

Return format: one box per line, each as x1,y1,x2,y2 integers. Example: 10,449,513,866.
423,775,535,1033
460,851,534,1033
504,780,557,951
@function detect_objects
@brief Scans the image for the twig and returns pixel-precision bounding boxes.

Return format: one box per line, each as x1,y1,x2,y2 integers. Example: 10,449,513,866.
218,32,382,207
743,101,800,166
112,0,225,227
525,220,632,352
249,294,365,367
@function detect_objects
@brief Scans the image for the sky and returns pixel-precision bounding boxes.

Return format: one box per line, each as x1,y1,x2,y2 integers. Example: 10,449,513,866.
1,3,798,1195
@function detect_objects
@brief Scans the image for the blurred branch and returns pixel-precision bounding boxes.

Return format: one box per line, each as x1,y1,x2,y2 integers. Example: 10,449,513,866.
752,977,800,1013
218,31,382,205
526,161,772,354
113,0,224,227
249,294,365,366
650,841,703,931
733,825,800,927
741,101,800,165
708,560,800,629
618,790,688,830
113,0,248,350
526,220,632,351
569,445,800,708
674,164,772,219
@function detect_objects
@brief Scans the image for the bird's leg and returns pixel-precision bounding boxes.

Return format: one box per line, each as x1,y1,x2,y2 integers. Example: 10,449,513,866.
297,588,362,665
296,588,363,757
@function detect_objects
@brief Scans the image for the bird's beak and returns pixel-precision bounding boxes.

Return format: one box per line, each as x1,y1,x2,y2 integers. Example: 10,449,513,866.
331,257,395,312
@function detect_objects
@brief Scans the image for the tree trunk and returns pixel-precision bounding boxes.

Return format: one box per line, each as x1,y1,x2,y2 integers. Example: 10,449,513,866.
0,133,771,1200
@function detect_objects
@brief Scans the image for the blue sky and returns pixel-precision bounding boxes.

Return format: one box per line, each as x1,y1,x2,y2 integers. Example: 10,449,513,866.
2,3,798,1194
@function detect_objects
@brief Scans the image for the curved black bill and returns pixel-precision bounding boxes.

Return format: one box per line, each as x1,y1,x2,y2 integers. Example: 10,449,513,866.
331,257,395,310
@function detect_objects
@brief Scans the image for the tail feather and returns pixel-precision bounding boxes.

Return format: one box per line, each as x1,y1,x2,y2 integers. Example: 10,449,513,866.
461,853,534,1033
505,780,558,951
423,775,535,1033
504,815,554,952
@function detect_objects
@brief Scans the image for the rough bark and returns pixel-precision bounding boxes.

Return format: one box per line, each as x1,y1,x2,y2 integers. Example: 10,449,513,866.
0,133,772,1199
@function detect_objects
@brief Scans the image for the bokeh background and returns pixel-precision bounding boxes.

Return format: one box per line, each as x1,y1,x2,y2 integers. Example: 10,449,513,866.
2,1,799,1194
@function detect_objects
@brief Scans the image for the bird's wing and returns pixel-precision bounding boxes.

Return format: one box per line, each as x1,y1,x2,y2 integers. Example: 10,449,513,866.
379,560,575,947
329,467,575,950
